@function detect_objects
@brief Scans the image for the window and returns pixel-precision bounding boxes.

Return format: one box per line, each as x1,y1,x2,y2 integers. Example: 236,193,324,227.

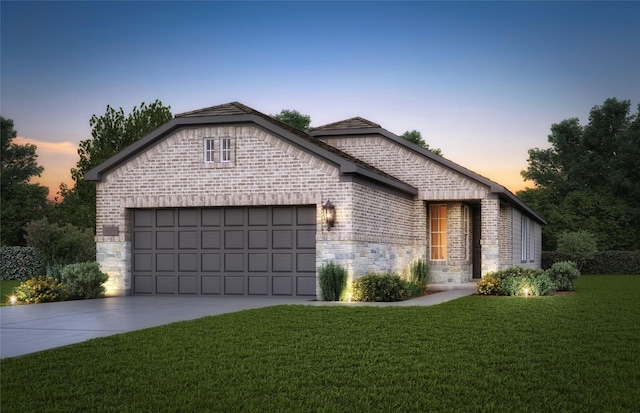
463,205,469,261
220,137,231,162
430,204,447,260
529,219,535,262
204,138,215,163
521,215,529,262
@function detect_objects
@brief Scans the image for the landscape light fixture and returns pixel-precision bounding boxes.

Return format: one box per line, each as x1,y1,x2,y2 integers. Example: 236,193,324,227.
323,200,336,231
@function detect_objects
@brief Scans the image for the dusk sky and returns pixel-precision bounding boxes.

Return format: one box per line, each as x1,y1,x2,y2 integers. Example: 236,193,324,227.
2,1,639,199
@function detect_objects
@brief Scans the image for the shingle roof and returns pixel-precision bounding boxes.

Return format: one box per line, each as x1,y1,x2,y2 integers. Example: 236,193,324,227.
313,117,381,131
175,102,257,118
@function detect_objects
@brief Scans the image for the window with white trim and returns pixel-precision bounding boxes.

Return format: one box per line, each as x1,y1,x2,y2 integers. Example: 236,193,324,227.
529,219,535,262
204,138,215,163
430,204,447,260
521,215,529,262
220,137,231,162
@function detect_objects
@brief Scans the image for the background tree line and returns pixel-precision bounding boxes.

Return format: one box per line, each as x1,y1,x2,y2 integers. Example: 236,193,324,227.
517,98,639,251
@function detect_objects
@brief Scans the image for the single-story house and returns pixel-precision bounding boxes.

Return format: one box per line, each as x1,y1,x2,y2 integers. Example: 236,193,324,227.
85,102,545,298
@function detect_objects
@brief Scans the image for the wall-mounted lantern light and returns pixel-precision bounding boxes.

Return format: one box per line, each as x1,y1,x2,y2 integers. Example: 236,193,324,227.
323,200,336,231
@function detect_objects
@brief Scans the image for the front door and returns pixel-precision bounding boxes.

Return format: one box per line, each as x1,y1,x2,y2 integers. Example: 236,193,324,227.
472,207,482,279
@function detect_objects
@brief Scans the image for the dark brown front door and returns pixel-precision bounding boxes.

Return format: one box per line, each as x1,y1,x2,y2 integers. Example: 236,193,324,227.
472,207,482,279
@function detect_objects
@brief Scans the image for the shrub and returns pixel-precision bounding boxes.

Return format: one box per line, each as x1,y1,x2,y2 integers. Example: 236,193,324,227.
352,272,410,302
60,262,109,300
545,261,581,291
476,273,503,295
542,251,640,274
0,246,45,280
24,217,96,267
556,230,597,269
318,261,347,301
14,276,67,304
409,259,431,285
477,267,555,296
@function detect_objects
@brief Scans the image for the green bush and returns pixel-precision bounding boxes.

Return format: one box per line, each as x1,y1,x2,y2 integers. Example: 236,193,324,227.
0,246,45,280
477,267,555,296
24,217,96,267
60,262,109,300
352,272,410,302
14,276,67,304
545,261,581,291
543,251,640,274
318,261,347,301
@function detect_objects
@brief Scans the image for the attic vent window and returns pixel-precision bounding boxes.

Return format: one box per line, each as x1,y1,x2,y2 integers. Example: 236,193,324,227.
220,137,231,162
204,138,215,163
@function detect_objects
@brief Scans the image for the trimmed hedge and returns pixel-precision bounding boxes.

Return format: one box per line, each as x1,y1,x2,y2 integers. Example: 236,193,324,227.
318,261,347,301
60,262,109,300
543,251,640,274
352,272,410,302
0,247,45,280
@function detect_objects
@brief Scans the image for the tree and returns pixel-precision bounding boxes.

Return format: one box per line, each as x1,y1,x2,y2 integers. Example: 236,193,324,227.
1,117,49,246
272,109,311,133
518,98,640,250
55,100,172,230
401,130,443,156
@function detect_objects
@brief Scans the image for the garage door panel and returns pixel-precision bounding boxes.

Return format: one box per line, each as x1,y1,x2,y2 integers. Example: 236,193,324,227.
134,254,152,271
272,276,293,295
156,276,175,294
202,254,221,272
225,276,244,294
202,276,221,294
297,230,315,249
273,253,293,272
224,253,244,271
156,231,175,249
134,210,153,227
179,209,198,227
249,230,268,249
202,209,221,226
156,210,174,227
134,231,152,249
297,253,316,272
156,254,175,271
273,230,293,249
202,231,221,249
179,254,198,272
179,276,198,294
178,231,197,249
249,276,268,295
297,207,316,225
297,277,316,296
249,253,268,272
225,209,244,226
133,206,316,296
249,208,268,226
273,207,293,225
224,230,244,249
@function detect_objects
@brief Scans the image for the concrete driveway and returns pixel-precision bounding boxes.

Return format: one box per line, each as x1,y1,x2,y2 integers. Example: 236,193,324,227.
1,285,475,359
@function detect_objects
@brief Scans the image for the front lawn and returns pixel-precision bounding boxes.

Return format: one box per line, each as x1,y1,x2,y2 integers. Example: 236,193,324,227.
1,275,639,412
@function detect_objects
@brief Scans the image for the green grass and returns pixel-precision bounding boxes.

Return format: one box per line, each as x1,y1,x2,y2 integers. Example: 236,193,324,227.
1,275,639,412
0,280,21,306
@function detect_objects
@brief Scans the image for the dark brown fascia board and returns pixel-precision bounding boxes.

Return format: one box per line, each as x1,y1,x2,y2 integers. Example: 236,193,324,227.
311,127,546,225
84,114,418,198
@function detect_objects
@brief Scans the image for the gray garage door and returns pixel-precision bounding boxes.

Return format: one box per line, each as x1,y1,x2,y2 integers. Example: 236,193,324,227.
131,206,317,296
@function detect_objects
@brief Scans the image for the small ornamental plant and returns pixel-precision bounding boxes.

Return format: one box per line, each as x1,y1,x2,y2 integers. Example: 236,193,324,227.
14,276,67,304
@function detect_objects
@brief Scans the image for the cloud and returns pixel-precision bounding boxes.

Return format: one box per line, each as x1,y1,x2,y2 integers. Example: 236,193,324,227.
15,136,78,200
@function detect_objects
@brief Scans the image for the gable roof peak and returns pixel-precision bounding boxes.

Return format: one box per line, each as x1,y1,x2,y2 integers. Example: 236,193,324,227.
174,101,255,118
314,117,381,131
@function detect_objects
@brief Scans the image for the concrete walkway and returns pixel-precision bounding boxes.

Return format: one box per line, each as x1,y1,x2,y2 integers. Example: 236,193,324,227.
0,284,476,359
